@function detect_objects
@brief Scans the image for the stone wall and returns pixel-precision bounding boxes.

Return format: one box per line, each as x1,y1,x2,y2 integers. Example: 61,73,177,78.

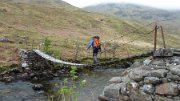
99,54,180,101
18,49,54,70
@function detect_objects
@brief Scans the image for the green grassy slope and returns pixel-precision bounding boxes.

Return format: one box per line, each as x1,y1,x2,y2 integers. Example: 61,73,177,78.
0,1,179,67
85,3,180,35
0,0,76,9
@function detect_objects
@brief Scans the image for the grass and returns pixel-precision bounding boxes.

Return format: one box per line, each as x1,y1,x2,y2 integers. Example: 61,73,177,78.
0,1,180,68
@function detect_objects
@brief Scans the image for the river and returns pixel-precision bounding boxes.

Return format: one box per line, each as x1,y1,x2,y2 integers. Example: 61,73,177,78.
0,68,125,101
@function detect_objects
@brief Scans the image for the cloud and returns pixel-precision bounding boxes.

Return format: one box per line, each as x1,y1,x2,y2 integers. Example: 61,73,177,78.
63,0,180,10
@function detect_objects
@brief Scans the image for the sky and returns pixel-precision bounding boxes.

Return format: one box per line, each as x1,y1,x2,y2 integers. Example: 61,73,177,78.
63,0,180,10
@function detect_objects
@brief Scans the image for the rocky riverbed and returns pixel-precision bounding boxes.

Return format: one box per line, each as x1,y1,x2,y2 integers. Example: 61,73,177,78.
99,55,180,101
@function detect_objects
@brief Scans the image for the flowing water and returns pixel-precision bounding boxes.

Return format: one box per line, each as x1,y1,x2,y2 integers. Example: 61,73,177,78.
0,68,125,101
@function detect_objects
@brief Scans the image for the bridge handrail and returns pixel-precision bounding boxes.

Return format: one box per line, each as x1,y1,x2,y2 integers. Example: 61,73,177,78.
33,49,86,66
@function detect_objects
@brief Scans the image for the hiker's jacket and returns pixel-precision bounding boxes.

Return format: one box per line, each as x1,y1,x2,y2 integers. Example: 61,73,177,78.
87,39,94,49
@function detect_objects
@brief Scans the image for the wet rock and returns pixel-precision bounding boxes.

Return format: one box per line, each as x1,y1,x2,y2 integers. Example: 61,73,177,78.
109,77,122,84
32,84,44,91
103,83,126,99
29,73,36,78
3,76,15,83
32,76,38,81
170,65,180,76
0,81,47,101
166,73,180,81
155,82,178,96
21,73,29,80
98,95,110,101
9,68,21,74
144,77,160,85
143,84,155,94
0,70,8,75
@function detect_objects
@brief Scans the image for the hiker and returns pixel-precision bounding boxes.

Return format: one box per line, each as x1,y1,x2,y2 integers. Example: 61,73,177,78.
87,36,101,64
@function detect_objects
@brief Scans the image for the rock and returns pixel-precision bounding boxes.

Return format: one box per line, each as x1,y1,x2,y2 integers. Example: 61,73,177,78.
144,77,160,85
173,97,180,101
3,76,15,83
150,69,168,78
143,84,155,94
109,77,122,84
143,59,152,65
9,68,21,74
131,62,143,68
153,48,174,57
129,90,153,101
0,70,8,75
166,73,180,81
0,37,11,43
32,84,44,91
21,63,29,68
154,95,174,101
151,60,165,66
177,84,180,90
127,82,139,91
21,73,29,80
103,83,126,99
119,95,130,101
161,78,168,83
98,95,110,101
170,65,180,76
155,82,178,96
32,76,38,81
129,66,149,82
129,65,168,82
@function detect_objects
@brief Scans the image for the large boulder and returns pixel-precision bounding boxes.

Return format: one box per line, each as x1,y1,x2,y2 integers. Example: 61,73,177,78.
170,65,180,76
103,83,126,99
155,83,178,96
166,73,180,81
129,66,168,82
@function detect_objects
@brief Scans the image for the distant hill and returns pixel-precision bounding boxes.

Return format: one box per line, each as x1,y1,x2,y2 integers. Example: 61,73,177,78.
85,3,180,35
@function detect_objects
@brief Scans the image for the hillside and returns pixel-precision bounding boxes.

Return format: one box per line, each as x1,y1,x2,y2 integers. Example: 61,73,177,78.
0,1,180,68
85,3,180,35
0,0,76,9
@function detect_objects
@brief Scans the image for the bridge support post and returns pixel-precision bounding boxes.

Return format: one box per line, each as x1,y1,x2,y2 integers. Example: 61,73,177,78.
153,24,158,53
160,26,166,48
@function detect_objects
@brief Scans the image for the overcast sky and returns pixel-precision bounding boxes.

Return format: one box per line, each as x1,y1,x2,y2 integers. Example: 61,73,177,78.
63,0,180,10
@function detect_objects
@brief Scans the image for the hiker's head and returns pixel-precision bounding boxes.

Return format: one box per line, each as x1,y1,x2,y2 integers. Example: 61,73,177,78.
93,36,100,39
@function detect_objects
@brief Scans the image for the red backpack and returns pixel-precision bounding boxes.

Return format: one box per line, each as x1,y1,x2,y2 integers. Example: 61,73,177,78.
93,36,101,48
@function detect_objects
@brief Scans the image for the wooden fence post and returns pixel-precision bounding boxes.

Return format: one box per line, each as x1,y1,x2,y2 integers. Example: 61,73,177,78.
74,38,80,61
